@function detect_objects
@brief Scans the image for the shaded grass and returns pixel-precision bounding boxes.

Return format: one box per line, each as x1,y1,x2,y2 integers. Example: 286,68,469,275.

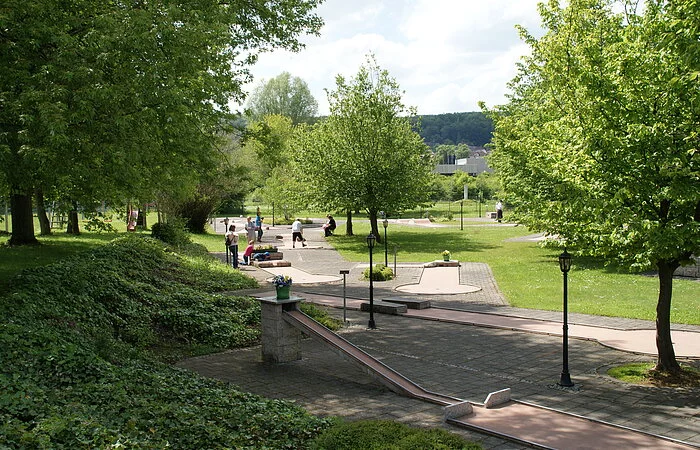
328,223,699,325
0,232,121,291
608,362,700,388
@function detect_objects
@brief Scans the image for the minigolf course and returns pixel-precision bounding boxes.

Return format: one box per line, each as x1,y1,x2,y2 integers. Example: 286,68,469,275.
261,294,697,450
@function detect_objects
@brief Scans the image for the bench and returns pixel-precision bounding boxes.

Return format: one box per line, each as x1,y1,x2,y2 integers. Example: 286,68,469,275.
360,300,407,315
486,212,497,219
254,260,291,268
382,296,431,310
268,251,283,260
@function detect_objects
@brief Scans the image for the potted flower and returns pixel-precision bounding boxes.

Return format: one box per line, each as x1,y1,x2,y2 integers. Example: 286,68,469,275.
442,250,451,261
272,274,293,299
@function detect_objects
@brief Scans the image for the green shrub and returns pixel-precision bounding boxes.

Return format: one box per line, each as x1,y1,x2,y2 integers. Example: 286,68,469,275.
300,303,343,331
151,220,191,247
362,264,394,281
309,419,480,449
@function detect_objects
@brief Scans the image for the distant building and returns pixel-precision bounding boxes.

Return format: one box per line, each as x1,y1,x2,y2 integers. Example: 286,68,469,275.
434,147,492,176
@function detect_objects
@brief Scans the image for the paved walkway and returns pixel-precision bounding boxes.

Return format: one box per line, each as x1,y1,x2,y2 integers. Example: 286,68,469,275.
184,220,700,449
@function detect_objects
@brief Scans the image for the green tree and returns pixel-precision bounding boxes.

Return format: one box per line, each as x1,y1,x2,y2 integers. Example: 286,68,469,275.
483,0,699,373
1,0,323,245
245,72,319,124
296,56,434,240
244,114,296,183
434,144,471,164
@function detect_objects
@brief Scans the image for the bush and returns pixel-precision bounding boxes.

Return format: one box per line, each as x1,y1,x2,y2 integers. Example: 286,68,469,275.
362,264,394,281
151,220,191,247
309,419,480,449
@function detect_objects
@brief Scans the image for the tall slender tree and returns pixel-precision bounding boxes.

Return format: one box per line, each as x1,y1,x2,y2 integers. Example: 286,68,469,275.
295,56,433,240
483,0,699,373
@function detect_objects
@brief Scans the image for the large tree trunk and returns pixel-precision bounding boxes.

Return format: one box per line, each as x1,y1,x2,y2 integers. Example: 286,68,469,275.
35,189,52,235
655,259,681,374
8,191,38,245
66,202,80,235
345,210,353,236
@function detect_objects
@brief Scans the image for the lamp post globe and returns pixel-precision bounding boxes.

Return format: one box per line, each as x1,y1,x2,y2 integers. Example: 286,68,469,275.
558,248,574,387
366,233,377,329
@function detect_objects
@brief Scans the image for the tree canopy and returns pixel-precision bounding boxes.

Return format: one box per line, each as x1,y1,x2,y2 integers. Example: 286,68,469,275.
415,112,493,147
245,72,319,124
483,0,699,373
1,0,323,244
295,56,434,239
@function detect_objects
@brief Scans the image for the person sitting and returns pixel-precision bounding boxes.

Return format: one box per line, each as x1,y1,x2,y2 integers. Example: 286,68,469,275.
252,251,270,261
322,214,336,237
241,240,255,265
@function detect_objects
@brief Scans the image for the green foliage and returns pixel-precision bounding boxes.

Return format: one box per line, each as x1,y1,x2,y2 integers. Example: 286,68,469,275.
363,264,394,282
245,72,319,124
484,0,699,271
0,234,335,448
294,55,434,236
309,419,480,449
482,0,700,371
2,0,324,244
415,112,494,147
151,220,192,247
300,303,343,331
82,212,118,233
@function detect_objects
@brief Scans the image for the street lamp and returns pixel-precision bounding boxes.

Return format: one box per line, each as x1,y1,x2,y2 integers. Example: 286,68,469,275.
367,233,377,329
382,216,389,267
558,248,574,387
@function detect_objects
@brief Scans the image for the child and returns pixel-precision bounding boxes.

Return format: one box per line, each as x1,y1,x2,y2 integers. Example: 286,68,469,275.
242,240,255,265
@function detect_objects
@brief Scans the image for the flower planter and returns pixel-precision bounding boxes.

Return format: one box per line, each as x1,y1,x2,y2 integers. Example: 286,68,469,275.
276,285,290,300
443,256,450,261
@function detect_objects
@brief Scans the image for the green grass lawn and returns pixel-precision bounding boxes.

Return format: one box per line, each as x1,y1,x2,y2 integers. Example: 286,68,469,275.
327,222,699,325
2,216,698,324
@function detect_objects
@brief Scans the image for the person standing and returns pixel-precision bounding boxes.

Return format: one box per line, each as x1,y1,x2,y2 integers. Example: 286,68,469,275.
495,200,503,223
291,218,306,248
255,213,264,242
245,216,256,243
225,224,239,269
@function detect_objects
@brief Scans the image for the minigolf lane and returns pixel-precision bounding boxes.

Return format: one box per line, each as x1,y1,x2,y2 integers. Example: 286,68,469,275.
449,401,696,449
396,266,481,294
262,266,341,284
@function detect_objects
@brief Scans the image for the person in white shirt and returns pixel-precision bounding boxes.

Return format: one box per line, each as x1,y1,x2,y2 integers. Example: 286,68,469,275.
495,201,503,223
291,219,306,248
225,224,239,268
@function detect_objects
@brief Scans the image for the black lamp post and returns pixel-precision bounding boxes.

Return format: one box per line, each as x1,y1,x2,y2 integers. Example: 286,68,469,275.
382,216,389,267
558,248,574,387
367,233,377,329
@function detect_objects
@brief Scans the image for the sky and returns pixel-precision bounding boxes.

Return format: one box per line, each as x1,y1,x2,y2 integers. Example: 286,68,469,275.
237,0,545,116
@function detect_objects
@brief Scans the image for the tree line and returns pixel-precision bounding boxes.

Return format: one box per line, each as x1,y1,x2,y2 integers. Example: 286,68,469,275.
414,112,493,148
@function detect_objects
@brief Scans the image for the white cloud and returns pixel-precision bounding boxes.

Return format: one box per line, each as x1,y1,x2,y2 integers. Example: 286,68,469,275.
234,0,543,115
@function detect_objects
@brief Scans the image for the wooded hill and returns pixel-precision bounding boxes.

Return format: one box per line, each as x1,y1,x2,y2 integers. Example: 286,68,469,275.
413,112,493,148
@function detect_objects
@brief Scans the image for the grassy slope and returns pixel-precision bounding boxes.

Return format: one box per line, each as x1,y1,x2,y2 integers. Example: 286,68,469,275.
0,235,336,448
